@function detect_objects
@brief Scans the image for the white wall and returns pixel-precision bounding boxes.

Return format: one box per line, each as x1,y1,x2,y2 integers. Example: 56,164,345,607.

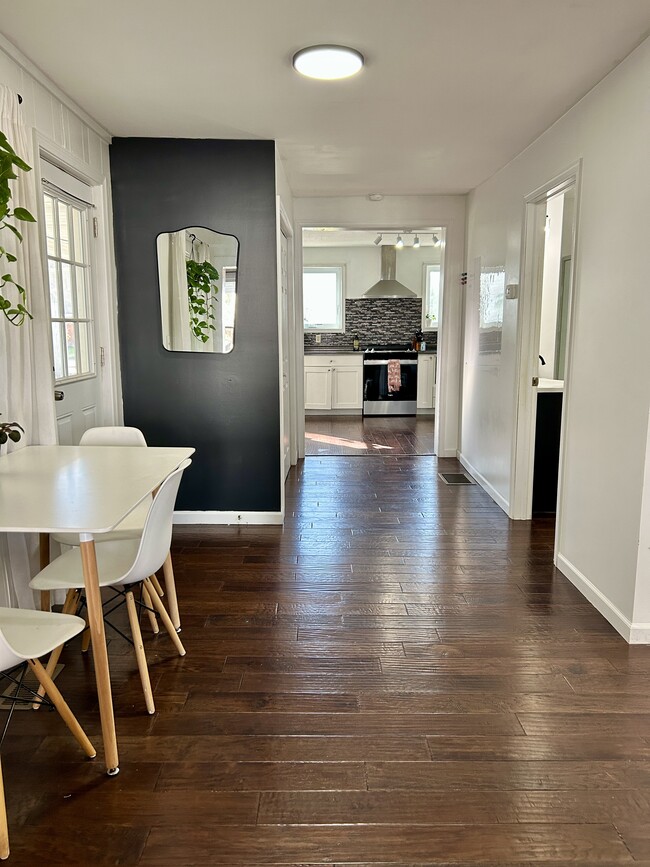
461,36,650,639
0,34,121,423
303,244,442,299
294,195,465,458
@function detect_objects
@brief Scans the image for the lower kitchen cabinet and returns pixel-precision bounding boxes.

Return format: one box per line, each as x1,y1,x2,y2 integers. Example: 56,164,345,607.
305,355,363,412
416,354,437,410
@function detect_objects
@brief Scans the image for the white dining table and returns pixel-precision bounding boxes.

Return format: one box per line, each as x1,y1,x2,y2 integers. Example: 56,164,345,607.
0,444,194,775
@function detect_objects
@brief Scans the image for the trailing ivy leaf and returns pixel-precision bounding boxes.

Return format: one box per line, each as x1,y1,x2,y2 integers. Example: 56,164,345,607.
13,207,35,222
3,223,22,242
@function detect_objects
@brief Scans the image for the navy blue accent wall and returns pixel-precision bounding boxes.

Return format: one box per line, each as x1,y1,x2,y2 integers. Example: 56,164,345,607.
110,138,280,511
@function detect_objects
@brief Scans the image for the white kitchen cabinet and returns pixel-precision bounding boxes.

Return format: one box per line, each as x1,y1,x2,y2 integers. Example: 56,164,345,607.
304,366,332,410
304,354,363,412
417,354,437,410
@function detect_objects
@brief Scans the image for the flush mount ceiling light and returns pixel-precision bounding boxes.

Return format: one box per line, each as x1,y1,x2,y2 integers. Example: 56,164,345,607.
292,45,364,80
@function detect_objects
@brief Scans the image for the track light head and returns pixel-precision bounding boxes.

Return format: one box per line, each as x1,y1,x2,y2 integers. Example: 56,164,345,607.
413,235,420,248
374,234,382,246
395,234,404,249
432,233,441,246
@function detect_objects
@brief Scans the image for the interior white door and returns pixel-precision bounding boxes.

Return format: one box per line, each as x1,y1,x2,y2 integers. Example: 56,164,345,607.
280,231,291,478
41,161,102,445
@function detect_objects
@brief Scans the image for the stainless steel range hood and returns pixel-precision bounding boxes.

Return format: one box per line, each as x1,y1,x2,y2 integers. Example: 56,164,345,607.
364,245,417,298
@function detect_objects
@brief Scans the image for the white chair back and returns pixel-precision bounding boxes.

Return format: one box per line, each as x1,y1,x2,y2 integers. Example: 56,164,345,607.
80,426,147,447
120,459,191,586
0,630,22,673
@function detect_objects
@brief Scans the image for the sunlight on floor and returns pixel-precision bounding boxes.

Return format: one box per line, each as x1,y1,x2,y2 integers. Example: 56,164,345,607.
305,432,392,451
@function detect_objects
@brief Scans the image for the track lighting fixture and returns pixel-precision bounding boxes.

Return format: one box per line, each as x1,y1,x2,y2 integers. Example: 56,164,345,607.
432,233,441,246
395,235,404,249
374,234,382,246
413,235,420,248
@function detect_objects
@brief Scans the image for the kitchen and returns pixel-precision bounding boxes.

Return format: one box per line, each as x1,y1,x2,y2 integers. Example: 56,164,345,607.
302,227,444,456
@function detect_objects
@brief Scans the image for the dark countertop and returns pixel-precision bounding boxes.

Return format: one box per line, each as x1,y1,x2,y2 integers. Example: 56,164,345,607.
304,347,437,356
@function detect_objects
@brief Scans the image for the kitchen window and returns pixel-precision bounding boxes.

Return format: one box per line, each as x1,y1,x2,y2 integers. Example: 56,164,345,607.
423,264,441,331
303,266,344,331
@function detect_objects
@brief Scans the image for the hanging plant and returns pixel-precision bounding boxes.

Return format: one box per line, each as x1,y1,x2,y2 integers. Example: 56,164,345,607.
0,130,35,325
186,258,219,343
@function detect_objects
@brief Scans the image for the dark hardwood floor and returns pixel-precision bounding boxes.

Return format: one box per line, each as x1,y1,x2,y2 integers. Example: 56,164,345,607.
305,415,435,456
3,455,650,865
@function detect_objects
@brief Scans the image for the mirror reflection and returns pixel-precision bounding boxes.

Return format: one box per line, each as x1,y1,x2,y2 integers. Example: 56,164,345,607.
157,227,238,353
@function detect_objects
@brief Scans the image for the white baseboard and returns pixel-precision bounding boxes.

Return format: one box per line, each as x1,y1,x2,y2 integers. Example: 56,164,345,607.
556,553,649,644
436,448,458,458
174,511,284,526
457,452,509,514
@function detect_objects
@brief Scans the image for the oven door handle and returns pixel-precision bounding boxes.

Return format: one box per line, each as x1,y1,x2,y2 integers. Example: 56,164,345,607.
363,359,417,366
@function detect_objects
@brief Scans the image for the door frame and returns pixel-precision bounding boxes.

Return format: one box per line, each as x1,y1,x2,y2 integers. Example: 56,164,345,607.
276,197,296,513
33,132,122,430
509,161,581,535
294,218,454,459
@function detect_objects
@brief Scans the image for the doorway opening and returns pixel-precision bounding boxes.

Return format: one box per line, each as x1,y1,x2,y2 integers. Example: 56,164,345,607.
301,226,445,458
511,166,579,532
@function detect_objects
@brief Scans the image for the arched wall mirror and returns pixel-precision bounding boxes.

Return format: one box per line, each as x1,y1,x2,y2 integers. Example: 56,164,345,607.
157,226,239,353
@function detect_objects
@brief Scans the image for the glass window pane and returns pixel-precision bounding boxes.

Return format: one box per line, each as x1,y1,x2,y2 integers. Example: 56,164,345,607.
47,260,60,318
303,270,341,329
61,263,75,317
72,207,85,264
44,195,57,257
78,322,92,375
51,322,65,380
425,268,440,328
75,266,88,318
58,202,70,260
65,322,77,377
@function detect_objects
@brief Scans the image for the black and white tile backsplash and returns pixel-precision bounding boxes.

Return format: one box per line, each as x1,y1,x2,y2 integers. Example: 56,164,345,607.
304,298,437,349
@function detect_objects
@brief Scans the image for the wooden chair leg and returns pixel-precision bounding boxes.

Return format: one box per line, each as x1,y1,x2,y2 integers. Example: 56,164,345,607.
162,552,181,632
0,758,9,860
125,590,155,715
27,659,96,758
81,620,92,653
32,589,80,710
39,534,50,614
143,578,186,657
150,574,165,598
141,585,159,635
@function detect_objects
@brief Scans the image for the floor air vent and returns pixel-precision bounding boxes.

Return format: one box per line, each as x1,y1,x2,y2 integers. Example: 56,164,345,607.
438,472,475,485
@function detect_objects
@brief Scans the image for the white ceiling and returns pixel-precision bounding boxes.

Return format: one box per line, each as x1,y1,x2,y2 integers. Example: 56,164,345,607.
2,1,649,196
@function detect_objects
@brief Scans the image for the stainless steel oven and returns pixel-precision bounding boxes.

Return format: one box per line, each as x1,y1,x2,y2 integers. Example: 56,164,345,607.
363,345,418,416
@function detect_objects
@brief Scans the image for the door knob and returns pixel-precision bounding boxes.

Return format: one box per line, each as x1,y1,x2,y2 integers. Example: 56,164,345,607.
54,390,64,401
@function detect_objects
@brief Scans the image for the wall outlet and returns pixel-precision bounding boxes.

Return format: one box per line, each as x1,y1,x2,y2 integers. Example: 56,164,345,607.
315,334,322,344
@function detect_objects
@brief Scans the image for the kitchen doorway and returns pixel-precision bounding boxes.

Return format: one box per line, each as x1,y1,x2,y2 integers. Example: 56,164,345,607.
301,226,445,458
511,166,579,530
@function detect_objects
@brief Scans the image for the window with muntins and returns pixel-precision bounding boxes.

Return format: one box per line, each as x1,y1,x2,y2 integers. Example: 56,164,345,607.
303,266,344,331
43,189,95,382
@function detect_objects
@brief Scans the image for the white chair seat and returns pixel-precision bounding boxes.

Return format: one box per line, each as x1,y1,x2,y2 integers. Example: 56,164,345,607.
0,608,86,665
52,500,150,547
30,540,141,593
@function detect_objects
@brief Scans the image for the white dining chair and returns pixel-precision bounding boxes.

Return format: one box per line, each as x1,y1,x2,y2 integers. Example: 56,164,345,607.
0,608,96,860
29,460,191,716
51,426,182,632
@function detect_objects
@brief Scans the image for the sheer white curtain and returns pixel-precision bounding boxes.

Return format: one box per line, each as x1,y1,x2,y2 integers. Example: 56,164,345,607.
0,85,57,608
162,230,192,351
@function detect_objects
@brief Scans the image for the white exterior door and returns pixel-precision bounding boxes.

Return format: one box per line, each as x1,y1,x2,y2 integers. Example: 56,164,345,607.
41,162,102,444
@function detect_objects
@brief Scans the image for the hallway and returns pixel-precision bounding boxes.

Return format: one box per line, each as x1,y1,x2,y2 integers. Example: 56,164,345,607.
4,456,650,864
305,416,435,456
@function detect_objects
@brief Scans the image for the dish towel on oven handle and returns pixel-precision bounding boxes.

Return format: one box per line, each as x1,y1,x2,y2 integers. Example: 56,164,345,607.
387,358,402,393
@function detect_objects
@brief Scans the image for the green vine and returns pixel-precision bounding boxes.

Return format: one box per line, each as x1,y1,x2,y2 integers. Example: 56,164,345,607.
186,258,219,343
0,416,23,445
0,130,35,325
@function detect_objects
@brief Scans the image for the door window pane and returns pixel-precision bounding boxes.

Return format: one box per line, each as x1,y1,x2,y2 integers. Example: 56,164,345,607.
424,266,441,330
42,179,95,382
